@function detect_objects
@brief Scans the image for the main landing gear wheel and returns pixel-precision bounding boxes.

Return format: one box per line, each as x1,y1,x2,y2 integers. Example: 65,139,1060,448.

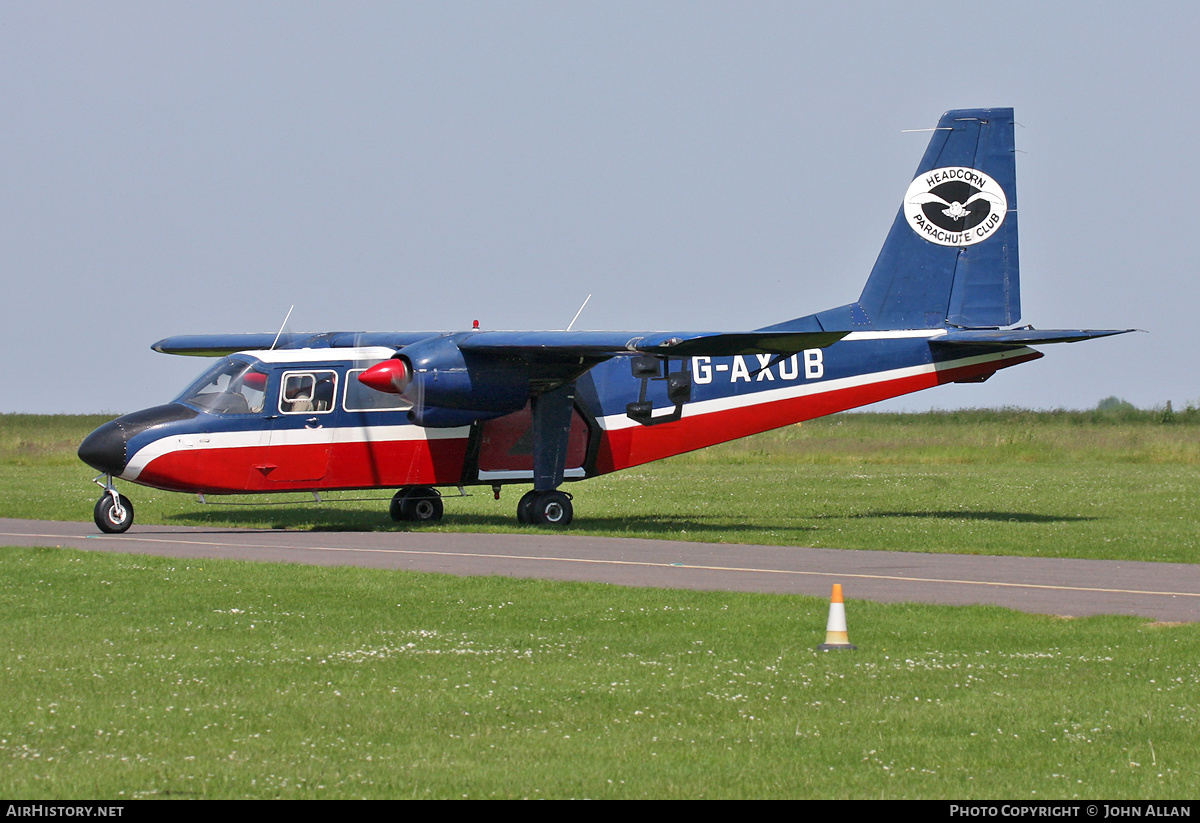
94,493,134,534
534,491,572,527
516,490,540,525
390,487,444,523
517,490,573,527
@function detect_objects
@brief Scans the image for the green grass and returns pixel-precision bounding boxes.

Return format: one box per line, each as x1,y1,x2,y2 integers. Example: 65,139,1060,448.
3,547,1199,799
4,411,1198,562
0,414,114,468
3,412,1200,798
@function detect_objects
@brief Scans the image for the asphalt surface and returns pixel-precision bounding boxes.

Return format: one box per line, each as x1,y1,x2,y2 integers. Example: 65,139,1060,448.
3,517,1199,622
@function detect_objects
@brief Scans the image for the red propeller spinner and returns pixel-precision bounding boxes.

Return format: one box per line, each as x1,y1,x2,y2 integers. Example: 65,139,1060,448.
358,359,411,394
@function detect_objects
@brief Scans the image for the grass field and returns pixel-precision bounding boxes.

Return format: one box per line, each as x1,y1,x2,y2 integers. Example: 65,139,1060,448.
3,546,1199,799
2,410,1199,798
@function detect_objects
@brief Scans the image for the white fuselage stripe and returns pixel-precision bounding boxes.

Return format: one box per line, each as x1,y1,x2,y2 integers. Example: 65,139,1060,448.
238,347,398,363
596,347,1031,430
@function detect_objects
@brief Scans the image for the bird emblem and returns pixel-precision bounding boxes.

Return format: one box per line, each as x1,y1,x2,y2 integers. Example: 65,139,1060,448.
907,190,1005,222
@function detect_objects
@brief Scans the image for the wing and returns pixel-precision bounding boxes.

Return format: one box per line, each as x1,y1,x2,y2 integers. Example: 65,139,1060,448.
151,331,444,356
453,329,847,357
906,192,952,207
964,190,1007,207
152,329,847,359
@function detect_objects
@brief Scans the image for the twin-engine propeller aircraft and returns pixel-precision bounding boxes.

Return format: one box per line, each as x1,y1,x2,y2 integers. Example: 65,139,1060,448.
79,108,1130,532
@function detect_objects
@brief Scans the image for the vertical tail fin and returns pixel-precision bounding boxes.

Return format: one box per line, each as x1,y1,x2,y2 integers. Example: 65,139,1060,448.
859,107,1019,329
778,108,1020,333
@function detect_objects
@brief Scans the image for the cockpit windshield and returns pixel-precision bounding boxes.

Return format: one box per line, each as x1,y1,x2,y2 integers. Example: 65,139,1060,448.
175,357,269,414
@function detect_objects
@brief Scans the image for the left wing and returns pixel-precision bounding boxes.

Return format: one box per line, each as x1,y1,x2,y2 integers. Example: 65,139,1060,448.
151,331,440,356
152,329,847,359
453,329,847,357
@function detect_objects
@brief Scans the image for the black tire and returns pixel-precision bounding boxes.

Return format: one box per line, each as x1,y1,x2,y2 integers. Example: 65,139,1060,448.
516,490,541,525
531,490,572,527
389,488,411,522
94,494,134,534
400,487,443,523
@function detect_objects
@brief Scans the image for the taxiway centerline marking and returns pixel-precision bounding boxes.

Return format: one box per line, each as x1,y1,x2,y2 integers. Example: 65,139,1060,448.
5,530,1193,601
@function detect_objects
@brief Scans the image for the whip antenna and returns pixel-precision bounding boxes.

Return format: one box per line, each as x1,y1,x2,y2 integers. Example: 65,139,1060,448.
270,305,295,350
566,294,592,331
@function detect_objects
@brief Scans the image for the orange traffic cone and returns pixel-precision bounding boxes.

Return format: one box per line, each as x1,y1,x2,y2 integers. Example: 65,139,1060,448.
817,584,857,651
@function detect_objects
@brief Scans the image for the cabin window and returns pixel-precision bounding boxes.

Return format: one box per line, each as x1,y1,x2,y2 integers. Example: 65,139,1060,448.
344,368,413,412
280,371,337,414
176,358,268,415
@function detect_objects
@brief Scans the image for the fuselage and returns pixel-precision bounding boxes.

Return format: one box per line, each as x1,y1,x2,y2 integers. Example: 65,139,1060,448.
78,335,1040,496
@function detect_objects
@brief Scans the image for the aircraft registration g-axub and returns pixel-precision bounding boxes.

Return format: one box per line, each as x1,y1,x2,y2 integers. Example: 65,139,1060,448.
79,108,1131,532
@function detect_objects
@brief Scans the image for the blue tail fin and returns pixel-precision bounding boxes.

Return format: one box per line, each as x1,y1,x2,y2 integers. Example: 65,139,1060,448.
774,108,1020,332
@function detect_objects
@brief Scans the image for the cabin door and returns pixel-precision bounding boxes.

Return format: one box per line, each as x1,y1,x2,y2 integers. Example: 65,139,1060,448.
263,369,338,483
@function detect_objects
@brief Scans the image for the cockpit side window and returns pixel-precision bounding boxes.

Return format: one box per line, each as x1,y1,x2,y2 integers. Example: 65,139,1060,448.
280,370,337,414
176,358,267,414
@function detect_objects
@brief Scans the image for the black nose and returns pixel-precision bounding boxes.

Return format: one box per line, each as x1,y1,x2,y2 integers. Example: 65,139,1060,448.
78,419,128,474
78,404,199,475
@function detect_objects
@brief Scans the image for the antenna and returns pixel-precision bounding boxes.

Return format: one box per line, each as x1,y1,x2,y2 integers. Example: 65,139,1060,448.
566,294,592,331
270,305,295,350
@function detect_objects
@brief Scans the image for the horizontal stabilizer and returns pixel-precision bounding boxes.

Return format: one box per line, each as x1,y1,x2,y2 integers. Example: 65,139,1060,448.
933,328,1137,346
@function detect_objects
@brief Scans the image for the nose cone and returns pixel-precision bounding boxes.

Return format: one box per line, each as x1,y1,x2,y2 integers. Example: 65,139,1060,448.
78,404,199,476
78,419,128,474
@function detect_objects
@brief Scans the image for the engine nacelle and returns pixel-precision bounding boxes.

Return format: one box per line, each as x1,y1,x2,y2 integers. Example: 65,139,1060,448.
359,335,529,426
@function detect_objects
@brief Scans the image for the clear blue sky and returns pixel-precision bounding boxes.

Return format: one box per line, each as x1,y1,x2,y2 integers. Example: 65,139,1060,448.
3,2,1192,414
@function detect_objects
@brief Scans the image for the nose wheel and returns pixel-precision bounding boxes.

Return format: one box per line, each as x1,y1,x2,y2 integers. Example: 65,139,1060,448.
517,489,573,527
94,489,134,533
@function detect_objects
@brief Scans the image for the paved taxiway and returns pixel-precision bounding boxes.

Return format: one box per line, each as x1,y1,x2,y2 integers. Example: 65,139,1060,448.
3,518,1198,622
